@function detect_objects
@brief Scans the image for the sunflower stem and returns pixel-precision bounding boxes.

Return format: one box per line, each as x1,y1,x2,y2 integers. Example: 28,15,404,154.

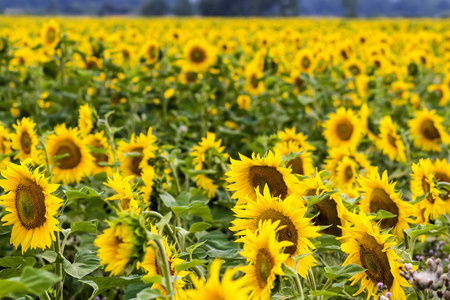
42,290,51,300
103,111,119,172
151,237,174,300
292,272,304,300
39,138,51,176
162,154,181,195
54,231,63,300
142,211,182,251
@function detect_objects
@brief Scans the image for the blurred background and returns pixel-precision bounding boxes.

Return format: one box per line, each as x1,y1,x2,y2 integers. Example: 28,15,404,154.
1,0,450,17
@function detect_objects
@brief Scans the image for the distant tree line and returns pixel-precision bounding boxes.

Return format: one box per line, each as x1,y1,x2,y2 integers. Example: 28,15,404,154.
1,0,450,17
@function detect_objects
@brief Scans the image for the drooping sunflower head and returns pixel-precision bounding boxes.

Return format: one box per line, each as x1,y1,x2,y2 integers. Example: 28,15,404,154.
231,186,320,278
340,211,410,300
85,56,101,70
186,259,248,300
323,107,362,151
104,172,139,212
141,166,156,205
46,124,95,185
190,132,227,171
41,20,60,48
118,127,158,177
238,220,290,299
11,117,40,163
376,115,407,163
86,131,113,176
359,169,414,239
0,161,62,253
226,150,299,203
78,103,96,137
275,141,314,177
184,39,216,72
408,108,450,152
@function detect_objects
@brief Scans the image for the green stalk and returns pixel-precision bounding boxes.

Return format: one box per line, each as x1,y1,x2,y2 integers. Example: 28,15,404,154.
142,211,181,251
54,232,63,300
153,238,174,300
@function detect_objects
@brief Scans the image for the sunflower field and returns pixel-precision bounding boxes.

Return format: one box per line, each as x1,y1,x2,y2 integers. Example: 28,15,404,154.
0,16,449,300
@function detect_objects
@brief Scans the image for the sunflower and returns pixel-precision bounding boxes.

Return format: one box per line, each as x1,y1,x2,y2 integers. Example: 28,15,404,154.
0,123,12,169
298,171,350,236
191,132,226,171
118,127,158,177
186,259,248,300
237,94,251,110
78,103,94,137
376,116,407,163
295,48,316,73
179,69,199,85
94,222,133,276
231,186,320,277
104,172,139,212
141,166,156,205
289,69,307,94
140,225,189,300
428,84,450,106
432,158,450,214
334,156,360,198
276,127,316,152
0,162,62,253
184,39,216,72
86,131,113,176
323,147,371,179
142,40,160,64
344,58,365,77
237,220,290,300
323,107,362,151
339,211,410,300
244,63,265,96
195,174,218,199
408,108,450,152
410,159,448,222
226,151,299,203
85,56,101,70
275,141,314,177
46,124,95,185
11,117,40,163
359,169,414,239
41,20,60,48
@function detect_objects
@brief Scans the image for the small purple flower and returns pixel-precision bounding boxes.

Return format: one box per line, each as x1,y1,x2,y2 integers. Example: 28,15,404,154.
377,282,383,288
386,292,391,298
94,297,100,300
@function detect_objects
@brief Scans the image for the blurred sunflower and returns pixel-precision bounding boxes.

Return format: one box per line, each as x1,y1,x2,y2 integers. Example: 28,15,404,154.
323,148,371,179
231,186,320,278
11,117,40,163
408,108,450,152
244,63,265,96
46,124,95,184
295,48,316,73
359,169,414,239
334,156,359,197
238,220,290,300
226,151,299,203
0,123,12,169
41,20,59,48
0,161,61,253
276,141,314,176
141,167,156,205
340,212,410,300
184,39,216,72
276,127,316,152
86,131,113,176
376,116,407,163
428,83,450,106
78,103,94,137
186,260,248,300
142,40,160,64
323,107,362,151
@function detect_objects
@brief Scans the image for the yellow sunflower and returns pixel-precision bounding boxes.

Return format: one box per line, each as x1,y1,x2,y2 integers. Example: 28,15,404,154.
237,220,290,300
0,123,12,169
276,127,316,152
191,132,226,171
298,171,350,236
410,159,447,222
94,222,133,276
85,56,101,70
141,166,156,205
334,156,360,198
359,169,414,239
78,103,94,137
0,162,62,253
231,186,320,278
432,158,450,214
323,107,362,151
275,141,314,177
237,94,251,110
140,225,189,300
104,172,139,212
428,84,450,106
340,211,410,300
226,151,299,203
408,108,450,152
184,39,216,72
244,63,265,96
186,259,248,300
41,20,60,48
142,40,160,64
86,131,113,176
118,127,158,177
46,124,95,185
376,116,407,163
11,117,40,163
295,48,316,73
323,147,371,179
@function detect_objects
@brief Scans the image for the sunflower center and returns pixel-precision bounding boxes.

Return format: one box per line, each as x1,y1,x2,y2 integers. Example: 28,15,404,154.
20,131,32,154
434,172,450,201
387,133,397,148
255,249,274,287
250,75,259,89
15,178,46,230
369,187,399,229
312,195,342,236
184,71,197,83
259,210,298,255
294,77,305,90
47,28,56,43
287,157,304,175
54,139,82,169
301,57,311,69
349,65,361,76
345,165,354,181
420,119,441,141
148,46,157,59
421,178,434,204
248,166,288,199
359,233,394,289
130,147,144,177
190,47,206,64
336,120,353,141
